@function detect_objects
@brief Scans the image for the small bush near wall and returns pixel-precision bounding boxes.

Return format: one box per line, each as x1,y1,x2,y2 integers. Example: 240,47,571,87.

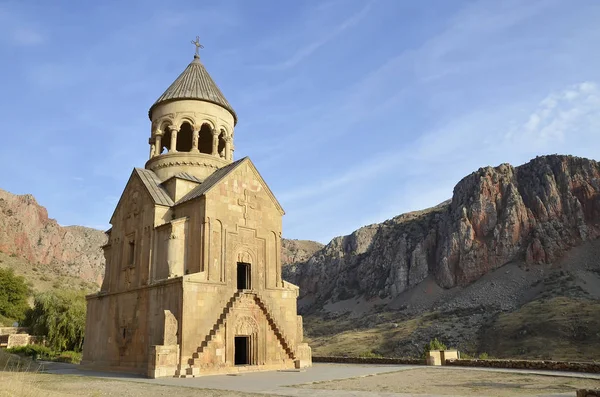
7,345,54,360
54,351,82,364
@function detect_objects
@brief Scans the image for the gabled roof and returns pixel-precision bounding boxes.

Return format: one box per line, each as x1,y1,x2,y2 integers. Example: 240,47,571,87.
109,168,174,224
176,158,246,205
149,55,237,124
175,157,284,214
134,168,174,206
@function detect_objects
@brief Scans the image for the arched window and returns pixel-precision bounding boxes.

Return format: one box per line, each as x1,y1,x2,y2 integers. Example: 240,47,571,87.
176,122,193,152
161,129,172,153
218,130,226,158
198,124,213,154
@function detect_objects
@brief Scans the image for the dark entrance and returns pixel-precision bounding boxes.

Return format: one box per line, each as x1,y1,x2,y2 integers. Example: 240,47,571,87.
237,262,251,290
234,336,249,365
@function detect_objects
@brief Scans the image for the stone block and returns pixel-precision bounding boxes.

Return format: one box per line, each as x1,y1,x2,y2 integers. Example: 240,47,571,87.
426,350,442,366
148,344,179,378
6,334,32,349
440,349,458,365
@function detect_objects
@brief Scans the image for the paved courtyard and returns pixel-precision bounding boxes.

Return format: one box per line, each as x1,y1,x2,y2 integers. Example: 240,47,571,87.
41,362,600,397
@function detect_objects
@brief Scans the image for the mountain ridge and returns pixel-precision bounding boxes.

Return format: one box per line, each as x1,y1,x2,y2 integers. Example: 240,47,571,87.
284,154,600,312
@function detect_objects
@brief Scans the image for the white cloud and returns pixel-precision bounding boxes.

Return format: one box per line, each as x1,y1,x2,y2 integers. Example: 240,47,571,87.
282,80,600,241
507,82,600,148
262,1,374,71
11,27,44,46
0,5,45,46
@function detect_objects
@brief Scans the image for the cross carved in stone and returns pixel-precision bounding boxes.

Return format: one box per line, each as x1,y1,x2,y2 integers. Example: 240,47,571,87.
238,189,259,225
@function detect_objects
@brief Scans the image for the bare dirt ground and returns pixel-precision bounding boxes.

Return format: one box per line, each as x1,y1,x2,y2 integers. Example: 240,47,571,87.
299,368,600,396
0,372,271,397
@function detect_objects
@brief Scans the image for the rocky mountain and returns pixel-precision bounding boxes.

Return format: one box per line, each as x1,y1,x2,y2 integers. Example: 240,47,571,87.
0,189,106,285
284,155,600,310
281,239,324,266
283,155,600,360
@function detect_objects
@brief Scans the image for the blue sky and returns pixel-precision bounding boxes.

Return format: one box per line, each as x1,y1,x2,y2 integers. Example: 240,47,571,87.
1,0,599,243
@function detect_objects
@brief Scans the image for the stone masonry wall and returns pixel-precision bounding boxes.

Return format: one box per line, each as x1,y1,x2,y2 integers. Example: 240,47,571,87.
313,356,426,365
446,358,600,373
577,390,600,397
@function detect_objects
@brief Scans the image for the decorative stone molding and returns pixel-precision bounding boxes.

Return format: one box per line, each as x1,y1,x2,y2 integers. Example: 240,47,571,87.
150,161,221,171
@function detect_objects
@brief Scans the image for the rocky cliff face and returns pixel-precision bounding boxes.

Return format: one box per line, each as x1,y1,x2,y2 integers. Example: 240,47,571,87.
281,239,324,266
0,189,107,285
285,155,600,309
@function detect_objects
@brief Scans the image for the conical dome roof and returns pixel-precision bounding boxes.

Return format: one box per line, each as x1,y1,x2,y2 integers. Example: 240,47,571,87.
149,55,237,124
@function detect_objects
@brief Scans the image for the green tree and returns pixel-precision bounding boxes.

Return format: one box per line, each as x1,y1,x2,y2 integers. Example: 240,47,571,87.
25,290,86,352
423,337,447,356
0,268,30,322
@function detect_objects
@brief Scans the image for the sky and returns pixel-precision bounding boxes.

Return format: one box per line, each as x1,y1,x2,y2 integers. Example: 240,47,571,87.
1,0,599,244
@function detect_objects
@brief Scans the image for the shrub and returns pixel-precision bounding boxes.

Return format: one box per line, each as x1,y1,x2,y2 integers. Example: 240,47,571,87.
55,350,82,364
7,344,54,360
479,352,489,359
0,267,30,321
424,338,447,354
24,290,86,352
358,351,383,358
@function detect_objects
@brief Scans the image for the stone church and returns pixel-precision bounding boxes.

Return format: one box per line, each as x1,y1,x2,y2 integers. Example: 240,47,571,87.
82,44,312,378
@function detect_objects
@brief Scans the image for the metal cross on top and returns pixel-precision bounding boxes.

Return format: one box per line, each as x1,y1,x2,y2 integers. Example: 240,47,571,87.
191,36,204,56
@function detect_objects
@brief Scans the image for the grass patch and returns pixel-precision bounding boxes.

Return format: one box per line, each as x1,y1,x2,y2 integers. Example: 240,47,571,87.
305,313,431,357
480,296,600,361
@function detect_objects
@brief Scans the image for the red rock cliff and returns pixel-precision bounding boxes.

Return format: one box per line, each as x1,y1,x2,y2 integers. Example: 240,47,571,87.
0,189,106,285
284,155,600,307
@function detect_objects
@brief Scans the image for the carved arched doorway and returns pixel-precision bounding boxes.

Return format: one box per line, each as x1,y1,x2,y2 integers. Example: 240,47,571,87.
234,316,258,366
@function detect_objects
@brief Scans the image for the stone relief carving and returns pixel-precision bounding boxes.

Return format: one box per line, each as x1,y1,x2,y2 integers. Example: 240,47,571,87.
128,189,141,217
235,315,258,336
162,310,178,346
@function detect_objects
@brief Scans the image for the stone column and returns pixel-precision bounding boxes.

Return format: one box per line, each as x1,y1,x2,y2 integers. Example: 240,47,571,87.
154,130,163,156
167,233,177,278
230,144,235,161
191,125,200,153
169,126,178,153
224,137,231,160
149,142,156,159
211,128,219,156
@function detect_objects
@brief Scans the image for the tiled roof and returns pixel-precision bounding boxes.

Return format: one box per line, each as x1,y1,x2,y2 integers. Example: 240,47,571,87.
149,55,237,124
176,158,247,205
134,168,174,206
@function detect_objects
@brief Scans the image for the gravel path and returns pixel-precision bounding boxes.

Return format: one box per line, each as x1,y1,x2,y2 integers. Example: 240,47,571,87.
299,367,600,397
5,363,599,397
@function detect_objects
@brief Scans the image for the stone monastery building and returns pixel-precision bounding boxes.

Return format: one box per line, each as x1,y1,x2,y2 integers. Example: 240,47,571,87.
82,43,312,378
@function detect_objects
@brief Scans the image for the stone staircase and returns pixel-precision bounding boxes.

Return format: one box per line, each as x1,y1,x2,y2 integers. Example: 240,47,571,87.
176,290,297,378
252,292,297,361
175,290,243,377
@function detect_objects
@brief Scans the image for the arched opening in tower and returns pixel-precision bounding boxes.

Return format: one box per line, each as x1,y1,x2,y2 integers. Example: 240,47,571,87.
218,131,226,158
176,122,193,152
198,124,213,154
162,129,172,153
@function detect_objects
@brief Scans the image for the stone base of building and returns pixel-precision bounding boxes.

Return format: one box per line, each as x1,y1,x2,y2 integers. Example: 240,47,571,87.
175,362,297,378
